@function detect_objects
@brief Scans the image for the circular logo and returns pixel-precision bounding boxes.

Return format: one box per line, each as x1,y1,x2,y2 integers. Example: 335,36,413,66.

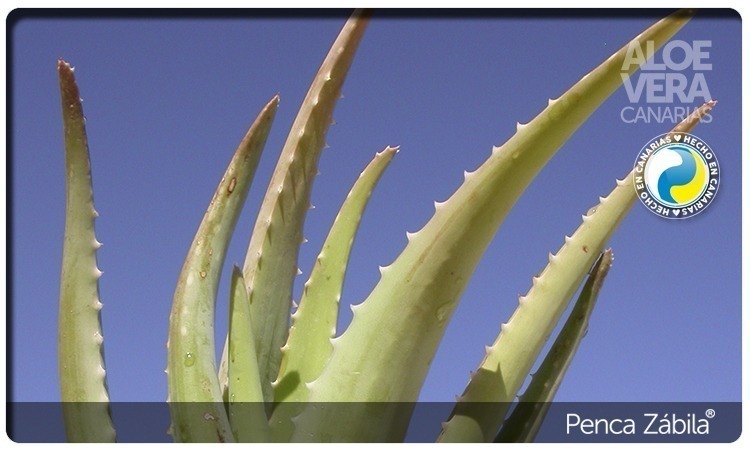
633,133,719,219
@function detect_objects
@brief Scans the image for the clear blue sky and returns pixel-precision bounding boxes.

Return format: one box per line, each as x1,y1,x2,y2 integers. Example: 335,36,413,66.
10,10,741,409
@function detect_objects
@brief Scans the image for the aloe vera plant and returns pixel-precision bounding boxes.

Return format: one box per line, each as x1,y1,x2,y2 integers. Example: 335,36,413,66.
56,9,715,443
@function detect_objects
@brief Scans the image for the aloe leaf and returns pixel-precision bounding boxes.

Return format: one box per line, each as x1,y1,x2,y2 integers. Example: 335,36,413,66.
57,59,116,443
289,10,694,443
166,96,278,443
236,9,371,404
438,100,714,443
269,146,398,440
227,266,270,442
494,250,614,443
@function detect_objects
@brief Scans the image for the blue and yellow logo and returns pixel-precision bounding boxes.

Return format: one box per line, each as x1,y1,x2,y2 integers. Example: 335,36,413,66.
634,133,719,219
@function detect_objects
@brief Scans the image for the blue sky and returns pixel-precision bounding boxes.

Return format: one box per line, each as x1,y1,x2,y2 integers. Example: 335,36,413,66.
9,9,741,411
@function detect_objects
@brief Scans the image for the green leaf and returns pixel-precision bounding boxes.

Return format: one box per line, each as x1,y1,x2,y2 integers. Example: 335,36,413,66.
235,9,371,404
227,266,270,443
166,96,278,443
494,250,614,443
438,99,714,443
57,59,116,443
290,10,695,443
269,146,397,441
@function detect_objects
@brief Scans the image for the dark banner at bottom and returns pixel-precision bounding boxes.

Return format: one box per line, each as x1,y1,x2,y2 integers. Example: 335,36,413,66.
6,401,741,443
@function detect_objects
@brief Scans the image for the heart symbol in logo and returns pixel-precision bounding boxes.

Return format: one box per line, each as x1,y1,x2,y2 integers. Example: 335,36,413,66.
674,134,682,142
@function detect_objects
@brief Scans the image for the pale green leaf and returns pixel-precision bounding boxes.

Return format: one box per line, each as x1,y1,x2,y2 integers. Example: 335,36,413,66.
269,146,397,441
233,10,371,404
228,266,270,443
57,59,116,443
166,96,278,443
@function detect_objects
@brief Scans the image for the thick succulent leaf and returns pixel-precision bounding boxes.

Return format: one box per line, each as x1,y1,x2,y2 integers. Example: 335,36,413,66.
166,96,278,443
237,9,371,404
227,266,270,443
494,250,614,443
57,59,116,443
438,100,714,443
269,146,397,441
290,10,694,443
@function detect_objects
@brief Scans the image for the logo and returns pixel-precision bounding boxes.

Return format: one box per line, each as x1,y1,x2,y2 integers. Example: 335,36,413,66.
620,40,713,124
633,133,719,219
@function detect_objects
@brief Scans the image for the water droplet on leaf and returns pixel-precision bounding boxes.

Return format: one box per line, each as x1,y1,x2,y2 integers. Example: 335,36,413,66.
436,303,451,323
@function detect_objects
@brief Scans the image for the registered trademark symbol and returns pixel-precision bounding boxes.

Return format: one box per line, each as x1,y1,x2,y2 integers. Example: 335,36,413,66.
705,409,716,418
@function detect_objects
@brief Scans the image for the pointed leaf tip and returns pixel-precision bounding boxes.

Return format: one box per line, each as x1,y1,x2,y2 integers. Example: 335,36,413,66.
58,58,115,442
270,143,395,440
